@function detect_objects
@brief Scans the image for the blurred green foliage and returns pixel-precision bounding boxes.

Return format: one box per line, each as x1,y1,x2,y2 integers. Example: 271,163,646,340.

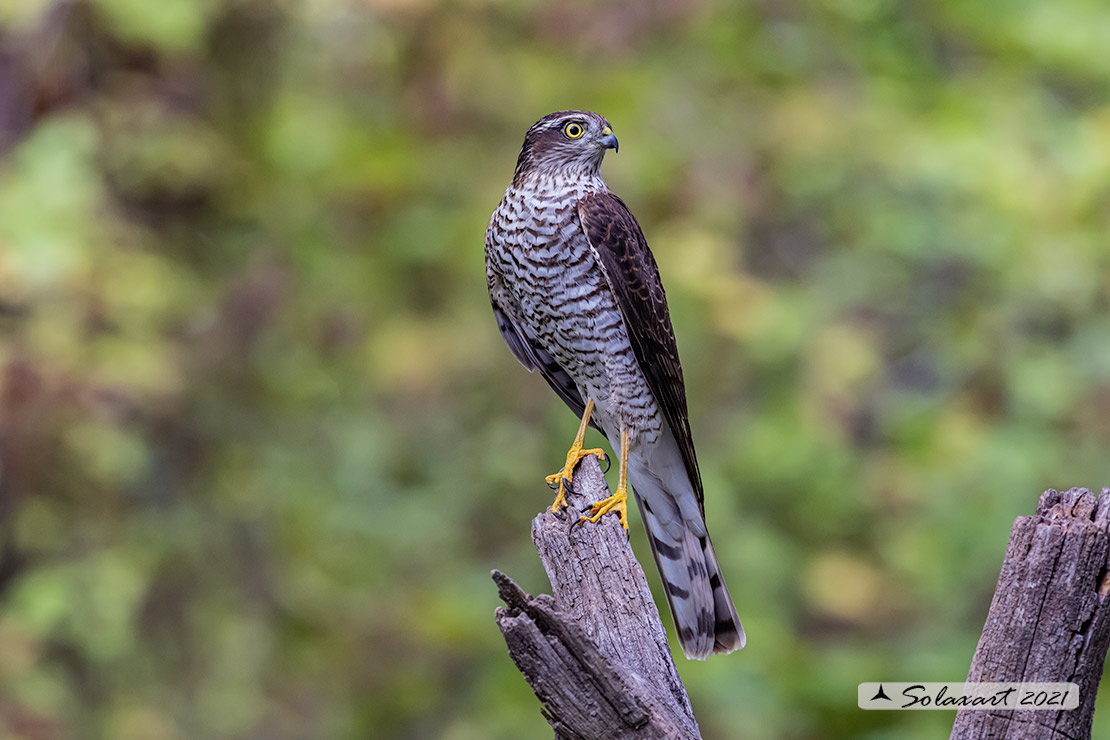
1,1,1108,738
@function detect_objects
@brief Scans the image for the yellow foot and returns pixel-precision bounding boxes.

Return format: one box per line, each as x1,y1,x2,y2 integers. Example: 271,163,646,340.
581,487,629,531
545,442,607,514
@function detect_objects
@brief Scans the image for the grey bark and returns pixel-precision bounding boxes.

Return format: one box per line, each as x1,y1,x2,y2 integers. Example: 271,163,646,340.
493,454,701,739
950,487,1110,740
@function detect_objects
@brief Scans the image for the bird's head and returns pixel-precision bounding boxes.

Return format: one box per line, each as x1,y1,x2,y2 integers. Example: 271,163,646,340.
512,110,619,184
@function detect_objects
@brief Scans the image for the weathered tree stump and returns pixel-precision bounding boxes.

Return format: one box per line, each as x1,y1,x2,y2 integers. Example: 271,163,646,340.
950,487,1110,740
493,455,700,739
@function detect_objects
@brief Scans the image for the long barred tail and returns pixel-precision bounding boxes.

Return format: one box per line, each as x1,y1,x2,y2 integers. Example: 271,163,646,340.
636,491,746,659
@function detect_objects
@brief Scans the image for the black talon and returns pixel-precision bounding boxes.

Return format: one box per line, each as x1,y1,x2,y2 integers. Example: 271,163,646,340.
546,469,565,491
600,455,611,474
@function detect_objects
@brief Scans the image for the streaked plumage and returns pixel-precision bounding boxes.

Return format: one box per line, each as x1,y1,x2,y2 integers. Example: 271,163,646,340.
486,110,745,658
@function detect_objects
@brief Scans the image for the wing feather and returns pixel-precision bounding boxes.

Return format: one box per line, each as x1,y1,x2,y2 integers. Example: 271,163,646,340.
577,192,703,508
489,299,598,430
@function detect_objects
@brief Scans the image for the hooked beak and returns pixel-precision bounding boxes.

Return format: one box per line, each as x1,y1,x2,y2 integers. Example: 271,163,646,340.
598,125,619,153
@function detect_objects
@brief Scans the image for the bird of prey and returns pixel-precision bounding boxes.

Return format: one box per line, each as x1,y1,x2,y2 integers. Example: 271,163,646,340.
485,110,745,658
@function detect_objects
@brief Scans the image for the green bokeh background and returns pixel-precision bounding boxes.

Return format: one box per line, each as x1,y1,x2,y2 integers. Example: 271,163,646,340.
1,1,1109,738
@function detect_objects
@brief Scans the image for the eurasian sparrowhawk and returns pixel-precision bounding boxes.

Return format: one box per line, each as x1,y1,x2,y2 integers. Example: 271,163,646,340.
485,110,745,659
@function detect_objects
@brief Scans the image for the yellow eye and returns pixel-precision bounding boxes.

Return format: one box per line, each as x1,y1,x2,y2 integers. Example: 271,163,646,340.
563,122,585,139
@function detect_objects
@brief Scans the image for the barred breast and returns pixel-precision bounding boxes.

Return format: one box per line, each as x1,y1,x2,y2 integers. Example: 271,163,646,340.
485,172,662,446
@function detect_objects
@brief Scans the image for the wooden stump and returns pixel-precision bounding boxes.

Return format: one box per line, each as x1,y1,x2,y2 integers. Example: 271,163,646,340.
493,455,701,739
950,487,1110,740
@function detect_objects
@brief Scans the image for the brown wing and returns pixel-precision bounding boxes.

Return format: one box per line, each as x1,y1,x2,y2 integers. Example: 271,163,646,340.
577,191,703,507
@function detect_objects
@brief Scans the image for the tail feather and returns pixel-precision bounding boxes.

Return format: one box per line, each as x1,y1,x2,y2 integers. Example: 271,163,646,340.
614,424,745,659
702,534,745,653
633,488,746,659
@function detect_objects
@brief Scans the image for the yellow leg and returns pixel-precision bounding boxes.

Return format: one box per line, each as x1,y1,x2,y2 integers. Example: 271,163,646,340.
581,428,629,531
545,398,607,514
